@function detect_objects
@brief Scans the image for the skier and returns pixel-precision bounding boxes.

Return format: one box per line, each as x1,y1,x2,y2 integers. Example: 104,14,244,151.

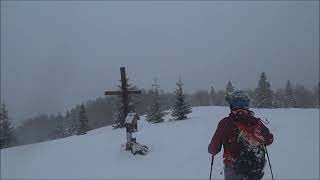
208,90,273,180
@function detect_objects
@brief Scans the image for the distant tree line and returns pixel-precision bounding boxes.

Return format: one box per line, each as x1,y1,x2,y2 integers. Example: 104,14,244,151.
190,72,319,109
11,103,90,147
1,72,319,149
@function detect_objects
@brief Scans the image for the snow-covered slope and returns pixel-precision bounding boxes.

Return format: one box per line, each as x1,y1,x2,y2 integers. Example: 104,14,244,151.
1,106,319,179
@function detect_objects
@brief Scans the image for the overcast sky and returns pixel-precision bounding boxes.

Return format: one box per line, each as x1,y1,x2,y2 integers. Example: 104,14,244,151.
1,1,319,122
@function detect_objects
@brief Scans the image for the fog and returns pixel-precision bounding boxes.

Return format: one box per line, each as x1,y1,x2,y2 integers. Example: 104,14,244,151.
1,1,319,121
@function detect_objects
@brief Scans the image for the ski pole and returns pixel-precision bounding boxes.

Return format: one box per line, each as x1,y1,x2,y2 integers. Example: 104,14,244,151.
209,155,214,180
264,145,274,180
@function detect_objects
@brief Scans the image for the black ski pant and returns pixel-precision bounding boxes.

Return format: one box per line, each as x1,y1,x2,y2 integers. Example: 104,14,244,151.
224,167,264,180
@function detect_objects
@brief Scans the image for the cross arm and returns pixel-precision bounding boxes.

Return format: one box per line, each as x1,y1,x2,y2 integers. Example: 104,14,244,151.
127,90,142,94
105,91,122,95
105,90,142,96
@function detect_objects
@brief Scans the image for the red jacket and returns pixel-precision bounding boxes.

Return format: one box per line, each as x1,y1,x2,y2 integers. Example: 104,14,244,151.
208,109,273,167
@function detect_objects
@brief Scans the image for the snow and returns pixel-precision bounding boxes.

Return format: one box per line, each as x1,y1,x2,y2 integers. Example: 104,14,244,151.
1,106,319,179
125,112,139,124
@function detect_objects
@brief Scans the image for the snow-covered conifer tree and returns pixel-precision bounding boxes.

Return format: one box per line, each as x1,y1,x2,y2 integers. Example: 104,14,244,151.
284,80,295,108
146,79,166,123
54,113,64,139
315,82,320,108
226,81,234,94
254,72,273,108
224,81,235,105
69,108,79,136
172,78,192,120
210,86,217,106
112,78,137,129
78,104,90,135
0,103,14,148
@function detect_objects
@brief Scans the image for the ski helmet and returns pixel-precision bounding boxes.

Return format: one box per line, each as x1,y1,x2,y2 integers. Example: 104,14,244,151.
225,90,250,110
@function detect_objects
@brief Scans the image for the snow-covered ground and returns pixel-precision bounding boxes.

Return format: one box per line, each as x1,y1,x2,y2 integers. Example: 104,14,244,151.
1,106,319,179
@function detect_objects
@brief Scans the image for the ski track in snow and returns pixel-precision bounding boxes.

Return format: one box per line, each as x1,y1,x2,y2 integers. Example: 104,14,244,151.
1,106,319,179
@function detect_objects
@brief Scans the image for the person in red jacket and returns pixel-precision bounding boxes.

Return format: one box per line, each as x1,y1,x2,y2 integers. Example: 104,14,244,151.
208,90,273,180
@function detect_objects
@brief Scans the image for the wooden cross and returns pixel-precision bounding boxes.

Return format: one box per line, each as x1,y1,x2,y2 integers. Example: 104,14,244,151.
105,67,141,127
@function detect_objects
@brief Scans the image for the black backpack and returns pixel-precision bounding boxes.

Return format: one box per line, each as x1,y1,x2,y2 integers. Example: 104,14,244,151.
233,122,266,175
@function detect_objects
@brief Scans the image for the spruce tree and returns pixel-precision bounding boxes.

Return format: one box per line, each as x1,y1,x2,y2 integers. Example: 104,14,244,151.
314,82,319,108
273,89,285,108
295,84,314,108
0,103,14,148
69,108,79,136
54,113,64,139
146,79,166,123
78,104,90,135
210,86,216,106
172,78,192,120
112,78,137,129
225,81,234,105
63,110,71,137
112,100,123,128
226,81,235,94
254,72,273,108
216,90,226,106
284,80,295,108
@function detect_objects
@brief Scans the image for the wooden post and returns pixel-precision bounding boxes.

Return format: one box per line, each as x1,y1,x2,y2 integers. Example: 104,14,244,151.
120,67,129,127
